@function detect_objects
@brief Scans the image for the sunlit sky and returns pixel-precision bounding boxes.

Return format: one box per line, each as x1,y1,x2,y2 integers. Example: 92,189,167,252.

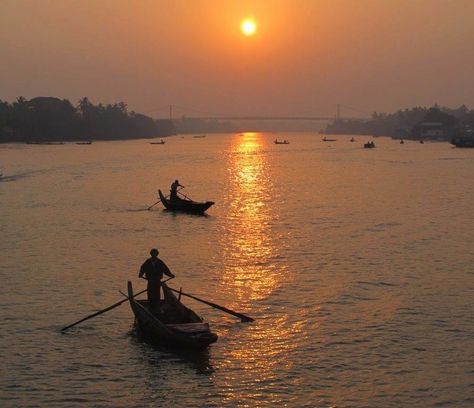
1,0,473,118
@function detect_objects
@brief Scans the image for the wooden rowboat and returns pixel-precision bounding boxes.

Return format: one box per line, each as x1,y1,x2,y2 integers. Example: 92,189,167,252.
451,134,474,148
127,281,218,349
158,189,214,214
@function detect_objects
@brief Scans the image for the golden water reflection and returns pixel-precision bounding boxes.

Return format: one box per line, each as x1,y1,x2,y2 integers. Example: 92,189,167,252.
219,315,306,405
219,132,288,304
215,133,298,403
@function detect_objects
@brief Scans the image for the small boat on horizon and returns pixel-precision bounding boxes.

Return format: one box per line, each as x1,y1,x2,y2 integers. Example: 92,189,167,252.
76,141,92,145
274,139,290,144
26,141,64,145
322,137,337,142
193,135,206,138
127,281,218,350
364,141,375,149
150,139,166,144
451,130,474,148
158,189,214,214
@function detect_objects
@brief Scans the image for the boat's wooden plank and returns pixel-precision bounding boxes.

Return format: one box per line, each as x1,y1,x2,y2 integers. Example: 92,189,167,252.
167,322,210,333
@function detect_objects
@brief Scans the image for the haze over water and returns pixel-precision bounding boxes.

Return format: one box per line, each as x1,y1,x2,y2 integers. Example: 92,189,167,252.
1,133,473,407
2,1,474,114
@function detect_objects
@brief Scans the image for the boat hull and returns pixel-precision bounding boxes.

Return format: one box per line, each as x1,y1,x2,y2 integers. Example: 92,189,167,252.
450,136,474,148
127,281,218,350
158,190,214,214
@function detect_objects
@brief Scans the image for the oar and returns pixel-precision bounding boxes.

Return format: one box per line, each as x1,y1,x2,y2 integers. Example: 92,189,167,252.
61,276,175,332
61,288,147,332
147,199,162,210
167,286,254,322
147,187,185,210
178,191,193,201
147,191,171,210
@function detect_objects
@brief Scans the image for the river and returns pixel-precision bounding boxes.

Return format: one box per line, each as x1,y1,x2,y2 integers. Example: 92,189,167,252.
0,133,473,407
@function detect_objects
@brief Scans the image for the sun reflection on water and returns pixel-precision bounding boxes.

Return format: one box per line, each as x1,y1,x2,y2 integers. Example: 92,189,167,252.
213,133,300,402
219,132,288,304
216,314,307,404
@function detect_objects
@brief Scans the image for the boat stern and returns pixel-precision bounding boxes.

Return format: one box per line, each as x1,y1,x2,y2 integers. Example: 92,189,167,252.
127,280,134,298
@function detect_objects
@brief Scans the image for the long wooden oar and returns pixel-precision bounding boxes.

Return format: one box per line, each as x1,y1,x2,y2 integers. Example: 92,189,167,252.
177,191,193,201
147,199,162,210
147,187,185,210
61,288,147,332
61,276,176,331
168,286,254,322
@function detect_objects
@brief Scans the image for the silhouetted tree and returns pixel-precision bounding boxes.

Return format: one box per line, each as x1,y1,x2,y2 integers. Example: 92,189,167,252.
0,96,175,142
325,104,464,139
424,107,456,128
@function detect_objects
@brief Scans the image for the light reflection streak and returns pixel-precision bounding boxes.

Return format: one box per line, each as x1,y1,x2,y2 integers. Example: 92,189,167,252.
215,132,299,403
219,132,286,303
217,315,306,405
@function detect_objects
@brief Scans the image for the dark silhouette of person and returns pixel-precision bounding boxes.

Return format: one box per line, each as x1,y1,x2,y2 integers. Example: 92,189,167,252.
139,248,175,307
170,179,183,201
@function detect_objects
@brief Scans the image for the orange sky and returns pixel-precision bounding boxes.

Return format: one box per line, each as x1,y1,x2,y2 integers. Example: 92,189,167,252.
1,0,473,117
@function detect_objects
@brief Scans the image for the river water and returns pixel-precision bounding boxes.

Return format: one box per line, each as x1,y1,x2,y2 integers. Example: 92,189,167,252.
0,133,473,407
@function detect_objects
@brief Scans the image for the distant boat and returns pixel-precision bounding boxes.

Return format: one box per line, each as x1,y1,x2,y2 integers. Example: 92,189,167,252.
158,189,214,214
193,135,206,138
350,137,355,142
364,141,375,149
150,139,166,145
26,141,64,145
76,141,92,145
420,140,424,144
400,140,405,144
451,135,474,148
322,137,337,142
274,139,290,144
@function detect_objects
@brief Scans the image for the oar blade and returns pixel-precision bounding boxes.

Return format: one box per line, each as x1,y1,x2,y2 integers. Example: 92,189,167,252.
168,287,254,322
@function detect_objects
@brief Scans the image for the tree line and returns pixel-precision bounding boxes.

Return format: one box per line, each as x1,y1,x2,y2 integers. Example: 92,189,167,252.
0,96,175,142
325,105,474,139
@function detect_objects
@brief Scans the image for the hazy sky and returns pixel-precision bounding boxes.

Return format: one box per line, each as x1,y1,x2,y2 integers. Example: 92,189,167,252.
1,0,473,118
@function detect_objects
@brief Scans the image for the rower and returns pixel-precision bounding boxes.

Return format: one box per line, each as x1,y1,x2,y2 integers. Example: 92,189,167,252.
139,248,175,308
170,179,183,201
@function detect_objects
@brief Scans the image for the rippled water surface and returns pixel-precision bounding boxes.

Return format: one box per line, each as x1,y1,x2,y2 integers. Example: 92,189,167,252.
1,133,473,407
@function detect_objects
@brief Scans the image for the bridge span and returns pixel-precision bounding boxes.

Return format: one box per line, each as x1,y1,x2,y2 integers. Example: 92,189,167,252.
177,116,368,121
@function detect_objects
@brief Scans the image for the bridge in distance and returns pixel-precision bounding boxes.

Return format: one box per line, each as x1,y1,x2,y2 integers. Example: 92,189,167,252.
177,115,368,121
162,104,370,122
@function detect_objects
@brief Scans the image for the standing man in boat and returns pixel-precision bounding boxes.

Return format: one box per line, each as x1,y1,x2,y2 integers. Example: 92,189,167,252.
170,179,183,201
139,248,175,307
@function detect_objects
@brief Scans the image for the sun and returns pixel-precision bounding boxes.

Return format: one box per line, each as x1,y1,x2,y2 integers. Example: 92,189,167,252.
241,18,257,36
